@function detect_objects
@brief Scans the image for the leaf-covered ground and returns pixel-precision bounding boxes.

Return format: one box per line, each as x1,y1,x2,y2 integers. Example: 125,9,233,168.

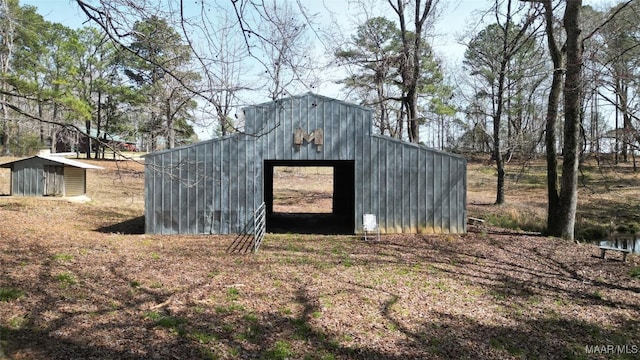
1,159,639,359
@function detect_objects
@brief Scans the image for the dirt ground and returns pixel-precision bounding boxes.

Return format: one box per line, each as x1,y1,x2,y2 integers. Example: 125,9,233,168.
272,167,333,213
1,158,639,359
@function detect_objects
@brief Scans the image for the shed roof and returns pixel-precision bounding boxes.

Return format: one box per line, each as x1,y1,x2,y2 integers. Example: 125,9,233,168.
0,155,103,169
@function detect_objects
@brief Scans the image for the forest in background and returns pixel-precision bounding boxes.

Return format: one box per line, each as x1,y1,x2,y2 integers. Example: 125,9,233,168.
0,1,636,156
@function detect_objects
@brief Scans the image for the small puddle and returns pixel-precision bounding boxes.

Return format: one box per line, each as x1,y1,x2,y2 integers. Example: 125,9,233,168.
592,234,640,254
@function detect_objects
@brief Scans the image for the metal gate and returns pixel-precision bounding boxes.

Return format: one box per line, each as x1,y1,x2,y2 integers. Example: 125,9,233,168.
253,202,266,253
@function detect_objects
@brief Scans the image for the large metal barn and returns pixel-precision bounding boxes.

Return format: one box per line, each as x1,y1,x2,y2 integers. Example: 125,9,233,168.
144,93,467,235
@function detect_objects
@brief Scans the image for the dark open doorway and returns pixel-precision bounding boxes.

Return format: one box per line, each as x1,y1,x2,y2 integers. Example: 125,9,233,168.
264,160,355,234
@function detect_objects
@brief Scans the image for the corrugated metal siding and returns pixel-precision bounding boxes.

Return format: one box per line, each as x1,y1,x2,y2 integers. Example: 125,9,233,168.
64,167,85,196
11,158,45,196
145,136,260,235
351,136,466,234
246,94,371,162
145,92,466,235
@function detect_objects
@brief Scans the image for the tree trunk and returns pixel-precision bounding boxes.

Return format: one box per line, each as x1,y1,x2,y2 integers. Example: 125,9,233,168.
0,0,15,156
615,95,619,164
85,119,91,158
407,87,419,143
545,68,563,234
38,101,45,145
540,0,564,234
543,0,583,240
166,98,174,149
1,101,8,155
94,92,102,159
51,102,59,153
89,91,102,159
620,82,631,163
556,0,583,240
493,58,509,205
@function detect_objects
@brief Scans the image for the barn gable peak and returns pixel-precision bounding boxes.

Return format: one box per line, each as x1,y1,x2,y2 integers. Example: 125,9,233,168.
242,92,373,139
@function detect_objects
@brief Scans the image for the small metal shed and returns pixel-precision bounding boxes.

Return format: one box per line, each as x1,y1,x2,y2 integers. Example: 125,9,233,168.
0,155,102,197
144,92,467,235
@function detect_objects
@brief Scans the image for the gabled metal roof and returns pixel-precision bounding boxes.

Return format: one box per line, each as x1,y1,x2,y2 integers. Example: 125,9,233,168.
0,155,103,169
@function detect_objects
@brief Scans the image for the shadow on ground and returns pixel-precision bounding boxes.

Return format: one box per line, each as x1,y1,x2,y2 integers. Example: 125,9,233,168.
95,216,145,234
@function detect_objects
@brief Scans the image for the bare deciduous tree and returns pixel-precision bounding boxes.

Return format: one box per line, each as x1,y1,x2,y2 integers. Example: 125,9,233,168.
0,0,17,155
463,0,542,204
531,0,633,239
387,0,439,143
75,0,323,140
257,0,318,100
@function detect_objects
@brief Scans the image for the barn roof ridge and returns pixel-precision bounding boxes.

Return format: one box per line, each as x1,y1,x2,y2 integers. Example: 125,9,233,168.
370,134,467,160
143,132,243,158
242,92,373,113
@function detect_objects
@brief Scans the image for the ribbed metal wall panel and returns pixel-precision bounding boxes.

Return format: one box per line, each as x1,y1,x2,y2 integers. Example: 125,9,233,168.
64,167,85,196
144,92,466,235
145,135,262,235
353,136,467,234
11,158,45,196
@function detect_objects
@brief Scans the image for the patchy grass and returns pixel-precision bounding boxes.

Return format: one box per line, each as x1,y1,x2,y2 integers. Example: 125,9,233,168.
55,272,77,288
0,157,639,359
52,253,74,263
467,159,640,240
262,340,295,360
0,287,25,302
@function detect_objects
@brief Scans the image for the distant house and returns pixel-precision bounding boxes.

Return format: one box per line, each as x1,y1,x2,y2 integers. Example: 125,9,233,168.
54,128,138,154
0,154,102,197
